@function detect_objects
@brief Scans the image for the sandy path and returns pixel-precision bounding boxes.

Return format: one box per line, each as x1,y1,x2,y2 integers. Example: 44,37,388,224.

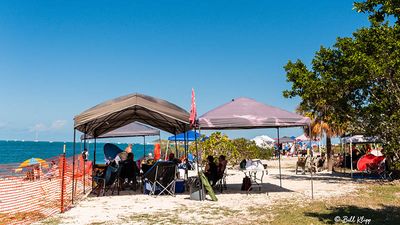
36,157,359,225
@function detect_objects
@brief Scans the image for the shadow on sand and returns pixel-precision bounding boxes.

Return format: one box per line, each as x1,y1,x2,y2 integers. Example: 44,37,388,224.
88,180,293,198
269,172,354,184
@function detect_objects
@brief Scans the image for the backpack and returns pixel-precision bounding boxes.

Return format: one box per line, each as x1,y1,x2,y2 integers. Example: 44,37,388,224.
241,176,252,191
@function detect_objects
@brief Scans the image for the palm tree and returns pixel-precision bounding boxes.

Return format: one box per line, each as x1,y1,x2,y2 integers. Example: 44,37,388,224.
297,107,345,171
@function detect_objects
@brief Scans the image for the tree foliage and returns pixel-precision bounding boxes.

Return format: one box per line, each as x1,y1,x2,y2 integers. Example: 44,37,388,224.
283,18,400,164
354,0,400,25
195,132,273,165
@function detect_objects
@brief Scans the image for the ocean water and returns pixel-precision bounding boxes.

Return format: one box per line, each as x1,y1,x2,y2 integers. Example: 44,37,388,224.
0,140,154,164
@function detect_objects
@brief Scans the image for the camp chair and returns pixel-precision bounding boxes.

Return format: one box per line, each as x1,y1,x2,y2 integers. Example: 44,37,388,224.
316,157,325,172
143,161,177,196
295,156,308,174
119,159,139,191
92,161,122,196
365,159,393,181
215,168,228,193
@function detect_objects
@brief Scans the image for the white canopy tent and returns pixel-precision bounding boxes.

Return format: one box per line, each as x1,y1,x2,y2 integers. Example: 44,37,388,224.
252,135,275,148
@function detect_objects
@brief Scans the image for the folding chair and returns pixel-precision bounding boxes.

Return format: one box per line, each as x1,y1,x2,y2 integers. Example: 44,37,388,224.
143,161,177,196
366,159,393,181
215,168,227,193
296,156,308,174
93,161,122,196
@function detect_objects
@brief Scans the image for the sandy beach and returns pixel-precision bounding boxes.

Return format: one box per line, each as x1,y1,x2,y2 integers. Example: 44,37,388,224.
36,157,360,225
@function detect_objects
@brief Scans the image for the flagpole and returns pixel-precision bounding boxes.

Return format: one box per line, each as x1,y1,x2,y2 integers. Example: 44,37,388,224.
190,88,202,200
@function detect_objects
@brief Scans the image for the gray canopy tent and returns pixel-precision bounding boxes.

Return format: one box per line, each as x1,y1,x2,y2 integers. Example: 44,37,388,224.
80,121,161,159
72,93,190,203
198,97,314,198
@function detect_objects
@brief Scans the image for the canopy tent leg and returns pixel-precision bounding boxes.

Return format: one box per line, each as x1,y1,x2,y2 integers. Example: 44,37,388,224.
72,129,76,204
158,134,161,159
350,141,353,178
143,136,146,158
184,130,188,180
174,134,178,158
93,138,97,189
83,136,86,194
165,141,170,160
309,125,314,200
195,126,203,201
340,137,343,174
344,139,347,175
277,128,282,187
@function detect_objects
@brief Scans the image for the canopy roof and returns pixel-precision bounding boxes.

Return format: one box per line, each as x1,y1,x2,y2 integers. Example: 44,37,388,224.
342,135,380,144
81,121,160,140
198,97,310,130
275,136,296,143
296,134,310,141
74,93,190,137
167,130,202,142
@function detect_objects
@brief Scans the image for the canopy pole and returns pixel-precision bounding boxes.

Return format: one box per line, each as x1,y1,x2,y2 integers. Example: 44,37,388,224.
344,138,347,175
83,135,86,194
174,134,178,158
277,128,282,187
94,138,97,167
72,129,76,204
184,130,188,179
195,125,203,201
143,136,146,158
350,141,353,178
165,141,169,160
158,134,161,160
309,125,314,200
340,137,343,174
93,137,97,189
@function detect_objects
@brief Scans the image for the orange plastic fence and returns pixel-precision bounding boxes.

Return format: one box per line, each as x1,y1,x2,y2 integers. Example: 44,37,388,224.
0,154,92,225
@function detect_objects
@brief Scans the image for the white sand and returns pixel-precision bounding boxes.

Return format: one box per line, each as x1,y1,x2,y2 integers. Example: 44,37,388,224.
36,157,359,225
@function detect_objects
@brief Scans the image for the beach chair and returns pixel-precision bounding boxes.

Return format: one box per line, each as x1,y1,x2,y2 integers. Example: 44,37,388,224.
295,156,308,174
92,161,122,196
316,156,325,172
365,159,393,181
143,161,177,196
215,168,228,193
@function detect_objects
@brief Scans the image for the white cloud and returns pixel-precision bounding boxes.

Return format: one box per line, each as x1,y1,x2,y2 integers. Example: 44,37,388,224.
29,120,68,132
29,123,48,132
51,120,67,130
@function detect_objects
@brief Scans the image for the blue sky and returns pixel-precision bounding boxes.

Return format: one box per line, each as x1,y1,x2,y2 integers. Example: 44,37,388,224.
0,0,369,142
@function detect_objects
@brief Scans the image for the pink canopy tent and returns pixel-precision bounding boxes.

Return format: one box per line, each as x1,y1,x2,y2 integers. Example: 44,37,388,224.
198,97,314,198
198,97,310,129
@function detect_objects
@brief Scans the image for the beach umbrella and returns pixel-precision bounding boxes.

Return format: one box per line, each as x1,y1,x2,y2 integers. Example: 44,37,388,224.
17,158,48,171
357,155,385,171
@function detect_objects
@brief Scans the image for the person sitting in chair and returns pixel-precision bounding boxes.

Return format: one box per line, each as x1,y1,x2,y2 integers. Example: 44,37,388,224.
204,155,218,186
115,144,132,164
120,152,139,190
145,153,155,165
217,155,227,179
168,153,181,165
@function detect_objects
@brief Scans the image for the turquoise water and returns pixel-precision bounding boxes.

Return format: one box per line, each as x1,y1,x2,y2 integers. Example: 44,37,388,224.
0,140,154,164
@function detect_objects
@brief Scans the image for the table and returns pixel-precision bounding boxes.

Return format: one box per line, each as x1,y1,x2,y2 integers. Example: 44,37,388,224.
240,169,268,192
